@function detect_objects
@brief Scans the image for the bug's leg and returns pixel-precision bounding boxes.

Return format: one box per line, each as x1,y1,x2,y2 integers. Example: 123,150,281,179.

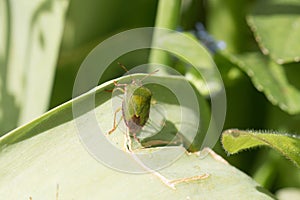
113,87,125,94
106,83,125,93
124,128,133,152
105,89,114,92
108,107,122,134
132,133,140,143
113,81,128,88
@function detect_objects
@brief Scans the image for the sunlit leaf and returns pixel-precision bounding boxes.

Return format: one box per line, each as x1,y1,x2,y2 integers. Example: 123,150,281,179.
0,75,274,199
276,187,300,200
0,0,69,135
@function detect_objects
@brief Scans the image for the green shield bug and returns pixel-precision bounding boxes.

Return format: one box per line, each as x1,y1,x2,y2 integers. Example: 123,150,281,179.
108,63,158,140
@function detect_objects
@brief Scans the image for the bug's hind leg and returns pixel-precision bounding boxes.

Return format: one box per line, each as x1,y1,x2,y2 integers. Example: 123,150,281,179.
108,107,122,134
132,133,141,143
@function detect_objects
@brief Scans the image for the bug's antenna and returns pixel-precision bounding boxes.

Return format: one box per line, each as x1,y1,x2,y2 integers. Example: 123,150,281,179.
117,62,135,83
117,62,129,72
140,69,159,82
117,62,158,83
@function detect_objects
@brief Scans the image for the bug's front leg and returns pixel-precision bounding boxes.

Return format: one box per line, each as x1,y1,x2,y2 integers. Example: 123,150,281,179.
113,81,128,88
108,107,122,134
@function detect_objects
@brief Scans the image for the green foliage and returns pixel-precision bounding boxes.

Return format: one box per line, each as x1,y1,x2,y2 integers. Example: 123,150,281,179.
0,0,69,135
247,0,300,64
152,31,223,96
1,0,300,198
225,52,300,115
207,0,300,194
222,129,300,168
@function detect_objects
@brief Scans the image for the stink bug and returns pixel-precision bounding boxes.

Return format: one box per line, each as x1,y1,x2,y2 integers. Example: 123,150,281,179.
108,63,158,140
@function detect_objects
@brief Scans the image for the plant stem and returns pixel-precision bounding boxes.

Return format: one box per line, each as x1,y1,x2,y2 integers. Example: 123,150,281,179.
149,0,181,68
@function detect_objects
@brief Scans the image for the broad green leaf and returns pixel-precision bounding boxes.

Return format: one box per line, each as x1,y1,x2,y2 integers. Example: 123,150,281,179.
0,0,69,136
248,0,300,64
0,75,274,199
222,129,300,168
226,52,300,114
